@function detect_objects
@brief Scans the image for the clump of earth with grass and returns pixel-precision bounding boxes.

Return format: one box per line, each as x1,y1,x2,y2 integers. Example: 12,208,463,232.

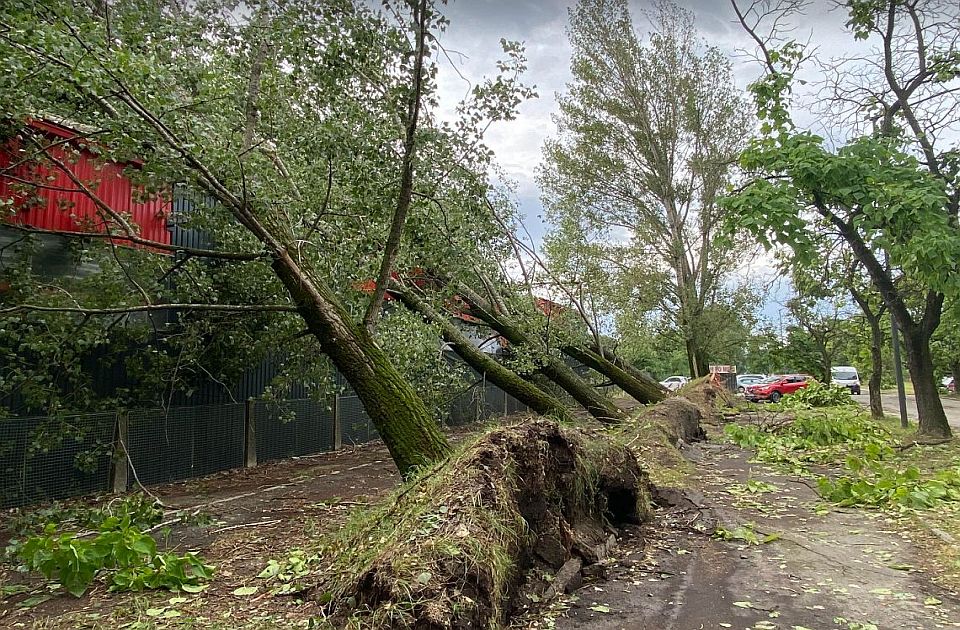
266,418,651,628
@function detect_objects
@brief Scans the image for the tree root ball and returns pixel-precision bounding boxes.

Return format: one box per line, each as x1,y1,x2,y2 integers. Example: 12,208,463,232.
636,397,707,444
315,419,650,629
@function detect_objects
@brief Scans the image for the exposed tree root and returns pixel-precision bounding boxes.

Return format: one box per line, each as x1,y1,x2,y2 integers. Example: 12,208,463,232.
300,383,723,628
634,397,706,445
676,378,738,425
307,419,650,629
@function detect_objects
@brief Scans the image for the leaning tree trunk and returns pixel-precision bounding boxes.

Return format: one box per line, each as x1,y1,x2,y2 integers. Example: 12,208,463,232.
590,344,656,384
454,284,623,423
901,326,952,439
272,254,450,474
394,287,573,422
562,345,666,404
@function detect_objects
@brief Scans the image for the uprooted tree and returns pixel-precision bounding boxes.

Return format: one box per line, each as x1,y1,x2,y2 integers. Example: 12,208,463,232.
0,0,540,473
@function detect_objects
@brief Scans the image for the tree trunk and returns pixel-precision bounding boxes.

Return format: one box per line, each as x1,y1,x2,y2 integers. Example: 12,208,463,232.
867,315,885,421
562,345,665,404
272,254,450,475
454,283,623,423
901,326,952,439
951,362,960,395
394,287,573,421
538,355,622,423
589,344,656,383
689,340,709,380
848,285,885,420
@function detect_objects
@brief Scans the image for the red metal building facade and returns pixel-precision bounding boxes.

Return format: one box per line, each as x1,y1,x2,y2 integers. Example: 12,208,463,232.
0,118,171,246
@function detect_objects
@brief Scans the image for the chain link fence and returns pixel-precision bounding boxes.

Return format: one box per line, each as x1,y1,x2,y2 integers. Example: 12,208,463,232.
1,413,115,509
127,403,246,485
2,370,530,509
254,399,335,463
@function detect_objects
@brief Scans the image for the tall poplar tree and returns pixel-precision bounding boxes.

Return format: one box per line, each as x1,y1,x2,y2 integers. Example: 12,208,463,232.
539,0,753,378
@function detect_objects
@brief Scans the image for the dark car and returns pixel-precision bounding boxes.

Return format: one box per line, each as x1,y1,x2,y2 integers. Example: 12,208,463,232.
744,374,811,403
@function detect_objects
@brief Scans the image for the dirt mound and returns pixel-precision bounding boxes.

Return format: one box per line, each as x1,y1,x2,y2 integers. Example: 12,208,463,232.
310,419,650,628
635,397,706,445
678,379,737,424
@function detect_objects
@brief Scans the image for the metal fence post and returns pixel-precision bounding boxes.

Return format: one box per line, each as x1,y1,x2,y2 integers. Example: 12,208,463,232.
111,411,129,493
244,399,257,468
333,390,342,450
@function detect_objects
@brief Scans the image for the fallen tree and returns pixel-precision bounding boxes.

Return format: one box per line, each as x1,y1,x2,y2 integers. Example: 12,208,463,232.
393,284,573,422
561,344,666,404
453,281,624,423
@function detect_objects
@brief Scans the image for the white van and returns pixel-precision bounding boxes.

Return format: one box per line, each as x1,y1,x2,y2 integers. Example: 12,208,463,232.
831,366,861,395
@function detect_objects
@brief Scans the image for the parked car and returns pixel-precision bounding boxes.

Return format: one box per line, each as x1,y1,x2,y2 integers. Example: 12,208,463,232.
659,376,689,391
744,374,811,403
736,374,766,393
830,366,861,395
944,376,956,393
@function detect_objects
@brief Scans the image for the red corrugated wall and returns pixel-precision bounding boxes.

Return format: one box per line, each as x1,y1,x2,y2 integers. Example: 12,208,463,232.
0,119,172,246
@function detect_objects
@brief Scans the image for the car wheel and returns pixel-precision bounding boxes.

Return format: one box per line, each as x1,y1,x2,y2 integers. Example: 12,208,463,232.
852,387,861,395
769,391,781,403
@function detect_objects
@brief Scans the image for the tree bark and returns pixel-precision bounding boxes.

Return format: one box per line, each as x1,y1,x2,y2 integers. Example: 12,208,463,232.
868,325,885,421
271,253,450,475
902,325,952,439
362,0,429,332
394,286,573,422
848,284,885,420
454,283,623,423
561,345,665,404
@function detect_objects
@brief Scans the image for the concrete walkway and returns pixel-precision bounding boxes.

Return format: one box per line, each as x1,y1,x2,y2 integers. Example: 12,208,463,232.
853,393,960,428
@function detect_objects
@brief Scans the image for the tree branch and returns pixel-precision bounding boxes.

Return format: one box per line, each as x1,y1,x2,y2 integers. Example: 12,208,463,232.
363,0,430,332
1,303,298,316
0,222,264,261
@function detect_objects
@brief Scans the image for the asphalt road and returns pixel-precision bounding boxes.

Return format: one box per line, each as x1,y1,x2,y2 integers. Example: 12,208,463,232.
852,392,960,428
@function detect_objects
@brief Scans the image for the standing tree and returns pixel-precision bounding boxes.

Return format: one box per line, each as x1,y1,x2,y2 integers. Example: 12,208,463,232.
847,262,888,421
539,0,753,378
725,0,959,438
784,293,847,383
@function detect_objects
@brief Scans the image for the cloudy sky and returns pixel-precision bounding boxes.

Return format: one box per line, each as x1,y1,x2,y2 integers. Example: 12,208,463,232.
430,0,867,323
434,0,857,236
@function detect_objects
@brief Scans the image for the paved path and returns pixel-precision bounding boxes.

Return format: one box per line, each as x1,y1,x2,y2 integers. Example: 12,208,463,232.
550,440,960,629
853,393,960,428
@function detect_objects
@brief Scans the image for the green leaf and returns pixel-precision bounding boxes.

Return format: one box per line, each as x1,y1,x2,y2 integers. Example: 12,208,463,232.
232,586,259,596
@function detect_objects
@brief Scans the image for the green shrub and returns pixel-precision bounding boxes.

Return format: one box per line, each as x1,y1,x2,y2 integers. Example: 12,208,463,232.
11,516,213,597
780,381,854,409
818,458,960,510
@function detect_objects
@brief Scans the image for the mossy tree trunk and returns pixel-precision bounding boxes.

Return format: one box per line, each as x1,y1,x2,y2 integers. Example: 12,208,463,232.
272,253,450,475
561,345,666,404
454,283,623,423
394,286,573,421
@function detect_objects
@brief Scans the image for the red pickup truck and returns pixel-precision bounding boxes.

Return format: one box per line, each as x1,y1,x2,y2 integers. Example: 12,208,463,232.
744,374,811,403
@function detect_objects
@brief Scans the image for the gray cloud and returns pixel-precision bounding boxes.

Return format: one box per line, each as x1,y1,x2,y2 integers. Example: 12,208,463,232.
432,0,870,238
